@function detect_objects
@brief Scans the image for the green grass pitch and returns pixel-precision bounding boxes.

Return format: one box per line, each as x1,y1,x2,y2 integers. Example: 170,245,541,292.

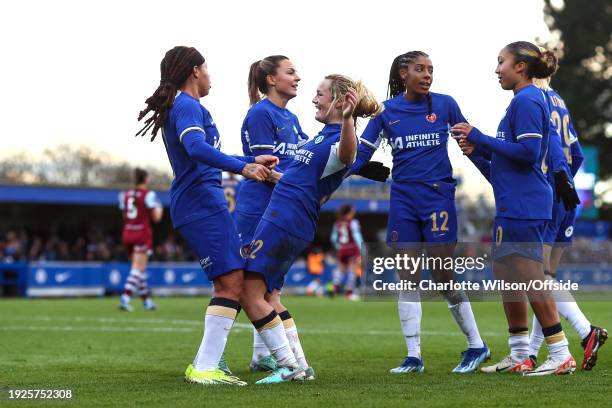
1,296,611,407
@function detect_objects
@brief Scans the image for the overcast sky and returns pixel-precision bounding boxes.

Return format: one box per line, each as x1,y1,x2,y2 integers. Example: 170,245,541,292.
1,0,552,194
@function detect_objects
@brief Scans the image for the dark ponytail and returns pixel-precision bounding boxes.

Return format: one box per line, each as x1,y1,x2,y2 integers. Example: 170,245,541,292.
504,41,558,79
247,55,289,106
136,46,205,141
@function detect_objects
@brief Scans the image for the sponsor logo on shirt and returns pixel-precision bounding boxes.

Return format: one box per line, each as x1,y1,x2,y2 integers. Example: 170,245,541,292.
390,133,441,150
273,142,299,155
426,113,437,123
294,148,314,164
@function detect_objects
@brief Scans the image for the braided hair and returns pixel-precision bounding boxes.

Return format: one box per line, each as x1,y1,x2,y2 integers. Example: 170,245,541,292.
136,46,206,141
387,51,433,116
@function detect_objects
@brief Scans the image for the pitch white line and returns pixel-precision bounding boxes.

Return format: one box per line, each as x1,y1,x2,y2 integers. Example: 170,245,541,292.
1,316,505,337
1,325,197,333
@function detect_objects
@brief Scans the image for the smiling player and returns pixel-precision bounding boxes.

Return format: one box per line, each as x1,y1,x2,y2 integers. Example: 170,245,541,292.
239,74,381,384
351,51,489,374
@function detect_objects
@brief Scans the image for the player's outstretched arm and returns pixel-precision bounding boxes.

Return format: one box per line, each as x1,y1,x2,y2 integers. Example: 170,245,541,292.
182,131,248,174
453,135,492,182
451,123,541,165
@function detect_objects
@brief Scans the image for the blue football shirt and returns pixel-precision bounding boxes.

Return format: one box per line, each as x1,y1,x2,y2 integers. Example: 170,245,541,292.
263,123,350,241
162,92,228,227
358,92,466,182
490,85,552,220
236,98,308,216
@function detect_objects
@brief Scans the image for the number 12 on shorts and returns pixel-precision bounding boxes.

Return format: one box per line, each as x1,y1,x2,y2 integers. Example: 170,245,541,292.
430,211,449,232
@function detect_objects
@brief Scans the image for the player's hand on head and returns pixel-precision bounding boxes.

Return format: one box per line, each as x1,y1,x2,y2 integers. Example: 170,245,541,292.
242,163,271,182
255,155,279,169
342,88,358,119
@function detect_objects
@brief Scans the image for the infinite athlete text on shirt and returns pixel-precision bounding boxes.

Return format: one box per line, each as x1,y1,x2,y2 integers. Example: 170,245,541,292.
391,132,441,149
294,149,314,164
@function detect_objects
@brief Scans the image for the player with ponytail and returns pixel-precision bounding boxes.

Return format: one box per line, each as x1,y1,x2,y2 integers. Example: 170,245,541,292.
453,41,577,376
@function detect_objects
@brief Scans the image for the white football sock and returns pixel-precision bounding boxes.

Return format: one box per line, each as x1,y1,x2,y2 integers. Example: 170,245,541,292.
398,290,421,358
284,318,308,369
193,300,238,371
256,314,298,368
509,332,530,362
448,301,485,349
545,331,571,360
252,328,270,362
556,299,592,339
529,315,545,357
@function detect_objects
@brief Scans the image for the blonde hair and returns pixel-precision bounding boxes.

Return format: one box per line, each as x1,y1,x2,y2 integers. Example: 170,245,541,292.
323,74,382,123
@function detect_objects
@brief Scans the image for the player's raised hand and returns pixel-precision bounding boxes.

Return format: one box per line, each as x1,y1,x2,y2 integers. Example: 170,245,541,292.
342,88,358,119
255,155,279,169
242,163,271,182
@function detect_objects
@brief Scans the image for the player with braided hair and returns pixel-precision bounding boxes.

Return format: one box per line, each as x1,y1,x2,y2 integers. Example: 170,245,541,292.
351,51,489,374
137,46,279,386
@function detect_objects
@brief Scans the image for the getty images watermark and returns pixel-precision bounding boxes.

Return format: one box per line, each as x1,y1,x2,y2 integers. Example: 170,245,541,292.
358,242,599,302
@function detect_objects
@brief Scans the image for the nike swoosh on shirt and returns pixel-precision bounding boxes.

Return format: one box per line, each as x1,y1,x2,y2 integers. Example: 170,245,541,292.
388,120,400,126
